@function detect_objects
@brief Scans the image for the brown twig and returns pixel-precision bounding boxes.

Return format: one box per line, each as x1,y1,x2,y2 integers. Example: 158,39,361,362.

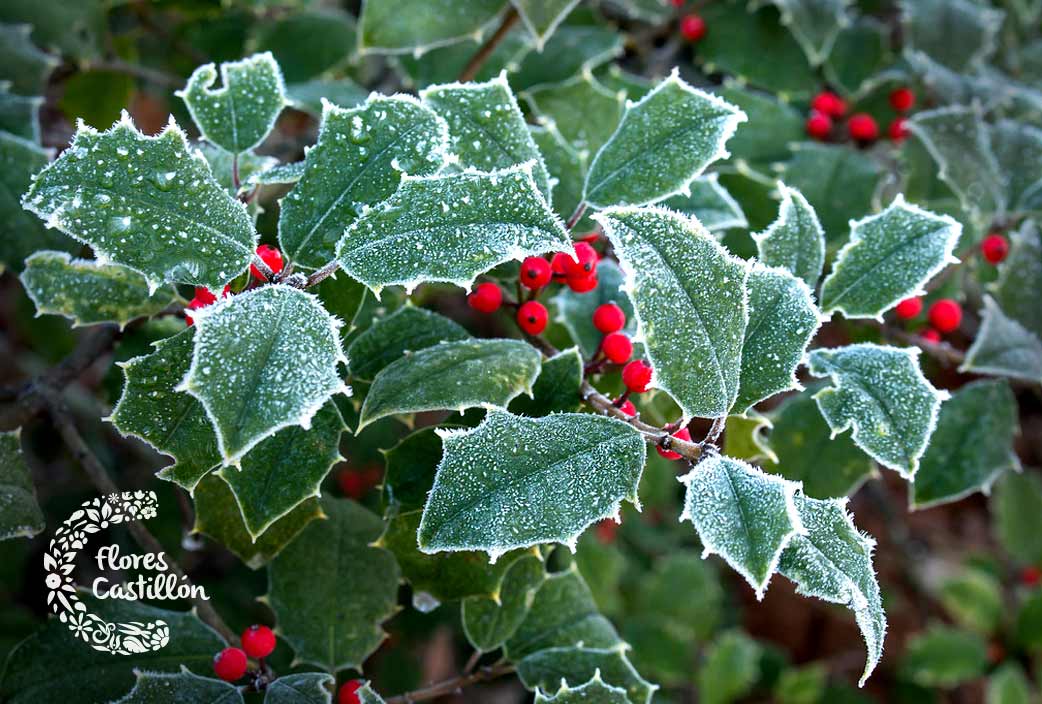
565,202,587,230
384,662,515,704
304,260,341,288
458,8,520,83
879,323,965,367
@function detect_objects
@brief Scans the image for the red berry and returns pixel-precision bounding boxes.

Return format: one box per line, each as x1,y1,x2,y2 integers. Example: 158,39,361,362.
656,427,692,460
617,399,637,417
213,647,248,682
1021,566,1041,587
579,232,601,244
981,233,1009,264
566,270,599,293
517,301,548,335
337,469,369,499
194,286,218,306
928,299,962,333
679,14,706,41
251,244,284,280
601,332,633,364
467,282,502,313
550,252,572,276
889,87,916,113
848,113,879,143
888,117,909,143
520,256,552,289
806,112,832,140
920,328,942,344
593,303,626,333
811,91,847,118
241,624,276,658
567,242,599,278
338,680,363,704
894,297,923,320
670,0,684,6
622,359,653,393
596,519,618,544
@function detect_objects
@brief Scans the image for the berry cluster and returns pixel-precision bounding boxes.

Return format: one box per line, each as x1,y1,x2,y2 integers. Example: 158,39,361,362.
185,244,286,325
805,87,915,146
894,296,962,342
212,624,277,682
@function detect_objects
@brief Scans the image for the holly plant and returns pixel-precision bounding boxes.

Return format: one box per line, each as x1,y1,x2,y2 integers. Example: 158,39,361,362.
1,1,1041,703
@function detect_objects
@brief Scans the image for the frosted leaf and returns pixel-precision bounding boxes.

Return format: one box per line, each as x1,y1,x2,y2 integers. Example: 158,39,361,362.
347,305,470,381
535,675,633,704
337,163,571,294
662,173,748,234
196,143,278,196
519,647,656,704
960,296,1042,385
20,251,177,328
358,0,508,55
807,344,948,478
112,667,243,704
217,402,346,539
679,455,804,599
179,285,349,465
21,113,256,291
768,0,853,66
779,142,882,238
991,221,1042,338
991,120,1042,214
179,52,287,154
0,87,42,143
356,683,386,704
246,160,304,188
266,498,400,672
778,495,885,687
820,195,961,320
511,0,580,49
265,673,337,704
0,429,45,541
418,411,645,559
523,72,625,160
901,0,1003,72
359,339,541,430
596,207,747,419
0,23,57,96
751,183,825,287
462,554,547,651
723,413,776,464
552,259,636,358
911,380,1021,510
422,72,551,199
733,265,822,415
583,69,746,208
530,123,588,229
278,95,448,269
511,26,622,91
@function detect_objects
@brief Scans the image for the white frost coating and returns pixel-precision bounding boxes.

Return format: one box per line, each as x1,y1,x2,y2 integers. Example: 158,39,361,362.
751,182,825,288
679,455,805,600
808,343,949,479
770,0,853,66
534,669,631,703
960,296,1042,384
511,0,581,50
357,0,507,56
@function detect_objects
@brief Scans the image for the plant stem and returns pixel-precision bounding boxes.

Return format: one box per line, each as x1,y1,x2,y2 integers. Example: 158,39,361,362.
457,8,520,82
304,259,341,288
251,251,275,281
384,662,515,703
565,202,587,230
231,153,241,193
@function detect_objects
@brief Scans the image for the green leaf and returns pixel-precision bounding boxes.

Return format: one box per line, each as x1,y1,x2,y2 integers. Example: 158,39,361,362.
192,474,323,570
418,410,645,561
355,684,385,704
113,668,244,704
359,339,540,430
179,52,287,154
680,456,803,598
697,631,762,704
779,143,882,240
960,297,1042,385
902,0,1003,72
267,498,400,673
22,113,257,291
820,196,961,319
287,81,368,116
770,0,852,66
807,344,948,478
535,675,633,704
0,23,57,95
992,221,1042,339
939,568,1003,635
519,647,656,704
987,664,1034,704
0,87,41,143
253,9,356,83
992,120,1042,214
762,389,875,499
734,265,821,414
198,144,279,196
279,95,449,269
0,430,44,540
359,0,509,55
552,259,636,358
779,494,885,686
337,163,570,294
911,380,1021,509
584,70,746,208
992,471,1042,565
661,174,747,234
0,595,225,704
179,285,349,465
509,26,622,91
723,413,776,464
348,306,471,382
716,84,805,170
774,664,828,704
596,207,747,419
900,625,987,688
751,184,825,287
462,553,547,651
382,426,446,512
247,160,304,188
510,347,583,416
511,0,579,49
530,123,587,230
824,18,892,96
524,72,625,161
20,251,177,328
264,673,336,704
422,72,551,199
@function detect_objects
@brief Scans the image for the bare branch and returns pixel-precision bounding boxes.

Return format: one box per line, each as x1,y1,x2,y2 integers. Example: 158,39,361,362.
458,8,520,83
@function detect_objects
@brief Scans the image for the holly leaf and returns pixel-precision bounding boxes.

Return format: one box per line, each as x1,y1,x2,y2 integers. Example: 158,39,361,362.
179,285,349,465
192,474,323,570
511,0,579,48
960,297,1042,385
723,413,776,464
535,676,633,704
661,174,747,234
583,70,746,208
900,625,988,688
733,265,821,414
779,143,882,240
992,471,1042,566
0,87,41,143
267,498,400,673
530,123,588,230
716,84,805,170
510,347,583,416
992,120,1042,214
418,410,645,561
358,0,509,55
807,344,948,478
359,339,540,430
21,113,257,291
264,673,336,704
680,455,804,599
279,95,448,269
422,72,551,199
20,251,177,328
462,553,547,651
820,196,961,319
287,80,368,115
179,52,287,154
0,429,44,540
751,184,825,287
552,259,636,358
902,0,1003,72
509,26,622,91
337,163,570,294
248,160,304,188
768,0,852,66
986,664,1034,704
348,306,471,381
0,23,57,95
524,72,625,161
911,380,1021,509
991,221,1042,339
519,647,657,704
697,631,761,704
197,144,278,196
596,207,747,419
113,668,243,704
355,684,385,704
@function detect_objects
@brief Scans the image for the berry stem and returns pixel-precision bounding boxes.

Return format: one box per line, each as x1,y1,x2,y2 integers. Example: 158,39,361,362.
304,259,341,288
251,251,276,282
457,7,519,82
565,201,587,230
231,153,241,192
384,661,515,703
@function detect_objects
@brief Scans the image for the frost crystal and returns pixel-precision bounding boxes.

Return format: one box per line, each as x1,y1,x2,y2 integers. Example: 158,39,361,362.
751,183,825,287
